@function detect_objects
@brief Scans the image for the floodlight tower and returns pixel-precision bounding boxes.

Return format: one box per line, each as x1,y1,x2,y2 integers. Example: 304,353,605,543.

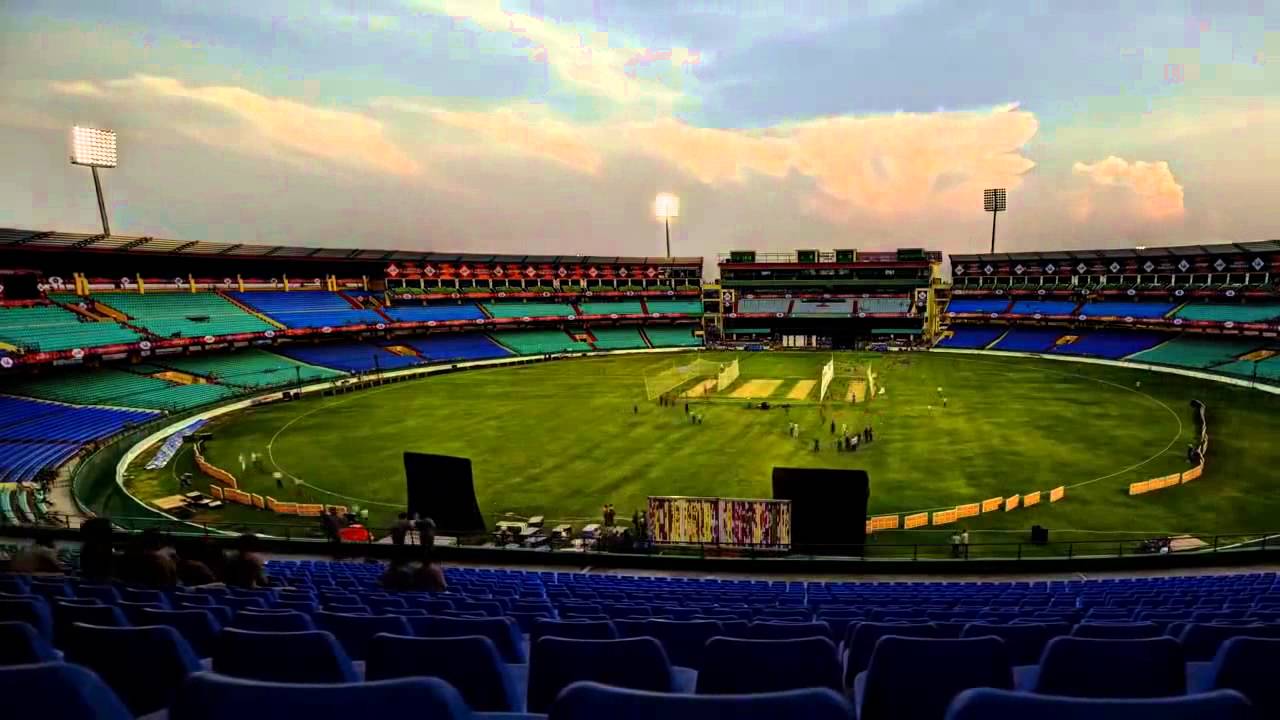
983,188,1006,254
654,192,680,258
70,126,118,236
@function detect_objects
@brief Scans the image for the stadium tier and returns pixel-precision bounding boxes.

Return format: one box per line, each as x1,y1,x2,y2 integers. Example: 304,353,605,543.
588,327,648,350
393,334,513,362
5,368,239,411
643,326,703,347
1081,301,1178,319
578,301,644,315
0,303,141,353
88,292,277,338
380,303,486,323
1049,331,1167,359
936,326,1006,349
0,395,158,443
1174,302,1280,323
491,329,592,354
1130,335,1264,370
227,292,384,329
0,442,80,483
1215,355,1280,382
946,298,1011,314
482,302,576,318
272,342,421,373
791,299,854,316
738,298,792,314
147,349,344,389
990,327,1066,353
856,297,912,314
643,300,702,315
1008,300,1079,316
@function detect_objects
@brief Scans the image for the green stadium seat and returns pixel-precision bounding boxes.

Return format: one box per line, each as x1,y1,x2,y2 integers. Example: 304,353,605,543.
579,301,644,315
644,327,703,348
482,302,575,318
151,349,344,388
91,292,277,338
0,303,141,353
590,328,647,350
491,330,591,354
1174,303,1280,324
6,367,239,411
1130,336,1263,370
645,300,702,315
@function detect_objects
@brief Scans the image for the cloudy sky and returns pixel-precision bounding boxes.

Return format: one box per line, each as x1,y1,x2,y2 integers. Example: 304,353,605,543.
0,0,1276,268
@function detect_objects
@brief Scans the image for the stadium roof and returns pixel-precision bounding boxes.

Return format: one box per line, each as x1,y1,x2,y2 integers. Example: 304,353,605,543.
952,240,1280,264
0,228,703,266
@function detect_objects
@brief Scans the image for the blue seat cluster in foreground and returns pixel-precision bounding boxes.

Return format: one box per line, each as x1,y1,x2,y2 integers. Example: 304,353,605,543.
4,564,1280,719
0,396,158,443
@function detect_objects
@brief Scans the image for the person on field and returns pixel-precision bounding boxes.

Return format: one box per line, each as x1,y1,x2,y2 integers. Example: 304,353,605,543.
950,531,962,558
830,420,836,434
960,529,970,557
322,507,344,544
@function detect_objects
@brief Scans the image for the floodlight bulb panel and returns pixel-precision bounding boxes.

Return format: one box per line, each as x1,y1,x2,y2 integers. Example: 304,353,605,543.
654,193,680,219
71,126,118,168
983,188,1007,212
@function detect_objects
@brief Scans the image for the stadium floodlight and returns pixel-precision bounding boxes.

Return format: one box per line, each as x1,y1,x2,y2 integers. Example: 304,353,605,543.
983,188,1006,254
654,192,680,258
70,126,118,235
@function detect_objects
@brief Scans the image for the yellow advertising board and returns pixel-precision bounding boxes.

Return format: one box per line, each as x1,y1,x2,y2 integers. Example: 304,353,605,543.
956,503,980,519
1129,480,1153,495
1023,491,1041,507
981,497,1003,513
1004,495,1020,512
870,514,900,531
932,509,958,526
1181,464,1204,483
904,512,929,529
1049,486,1065,502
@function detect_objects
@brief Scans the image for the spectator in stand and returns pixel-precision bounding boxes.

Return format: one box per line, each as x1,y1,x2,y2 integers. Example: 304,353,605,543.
382,556,416,591
414,548,448,592
224,534,267,588
11,535,60,573
118,529,178,587
177,539,223,587
79,517,117,582
391,513,411,546
321,507,344,544
414,515,436,549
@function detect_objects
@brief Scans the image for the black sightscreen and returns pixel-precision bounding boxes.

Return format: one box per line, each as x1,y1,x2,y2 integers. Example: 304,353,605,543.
772,467,869,555
404,452,486,535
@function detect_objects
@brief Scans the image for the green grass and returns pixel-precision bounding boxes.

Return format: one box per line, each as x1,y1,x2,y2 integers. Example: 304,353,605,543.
123,351,1280,552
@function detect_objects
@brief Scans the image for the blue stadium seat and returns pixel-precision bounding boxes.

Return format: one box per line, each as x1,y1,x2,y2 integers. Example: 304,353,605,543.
0,597,53,641
409,615,525,663
551,681,856,720
644,619,723,670
53,601,126,647
137,608,222,657
1178,622,1280,662
532,618,619,643
170,672,472,720
1032,636,1186,698
74,584,122,604
856,635,1012,720
1200,637,1280,715
0,621,58,665
230,609,316,632
961,622,1064,665
1071,622,1163,639
65,624,201,716
366,634,523,712
528,636,686,713
699,636,842,695
212,628,358,684
748,620,832,641
944,687,1253,720
0,662,132,720
844,622,946,687
312,611,412,660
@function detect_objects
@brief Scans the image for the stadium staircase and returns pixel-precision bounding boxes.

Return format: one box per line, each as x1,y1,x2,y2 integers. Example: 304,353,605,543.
214,291,287,331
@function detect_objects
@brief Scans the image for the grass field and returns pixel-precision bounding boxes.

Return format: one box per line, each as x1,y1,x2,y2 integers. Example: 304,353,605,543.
124,350,1280,551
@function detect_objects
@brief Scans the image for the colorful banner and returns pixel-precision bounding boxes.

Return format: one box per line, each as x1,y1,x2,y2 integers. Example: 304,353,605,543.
145,419,207,470
647,496,791,548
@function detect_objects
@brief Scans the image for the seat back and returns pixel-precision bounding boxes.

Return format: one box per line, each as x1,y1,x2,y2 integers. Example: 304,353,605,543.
230,610,316,633
53,602,127,646
944,687,1253,720
0,662,132,720
1178,622,1280,661
0,598,53,640
1071,622,1162,639
366,634,520,712
699,636,841,695
169,671,471,720
960,623,1061,665
313,611,412,660
1035,637,1185,698
528,636,675,713
1208,637,1280,717
861,636,1012,720
646,620,723,670
550,681,856,720
748,620,832,641
65,623,201,715
409,615,524,663
137,608,221,657
0,621,58,665
845,622,943,687
212,628,357,684
532,619,618,643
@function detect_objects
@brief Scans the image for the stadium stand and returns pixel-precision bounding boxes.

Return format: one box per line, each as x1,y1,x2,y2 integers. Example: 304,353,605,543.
936,327,1005,349
0,303,141,353
738,298,791,314
990,327,1066,352
5,367,239,411
227,292,383,329
791,299,854,316
579,301,644,315
482,302,575,318
1175,302,1280,323
89,292,277,338
642,326,703,348
856,297,911,314
491,329,591,355
1050,331,1168,359
0,396,158,443
1009,300,1079,316
644,300,702,315
379,303,485,323
1081,301,1178,319
1215,355,1280,382
149,349,343,389
395,334,513,362
1130,335,1263,370
946,298,1011,314
589,327,648,350
0,442,80,483
272,342,420,373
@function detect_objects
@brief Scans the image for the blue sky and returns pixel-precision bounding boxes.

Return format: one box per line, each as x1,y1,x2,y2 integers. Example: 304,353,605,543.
0,0,1276,262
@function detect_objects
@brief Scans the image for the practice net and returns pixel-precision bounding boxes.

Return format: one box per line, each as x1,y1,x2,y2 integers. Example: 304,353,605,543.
643,358,719,400
716,358,740,391
818,356,835,402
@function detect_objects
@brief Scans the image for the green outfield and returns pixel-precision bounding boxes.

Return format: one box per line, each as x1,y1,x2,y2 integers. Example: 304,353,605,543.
123,350,1280,550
